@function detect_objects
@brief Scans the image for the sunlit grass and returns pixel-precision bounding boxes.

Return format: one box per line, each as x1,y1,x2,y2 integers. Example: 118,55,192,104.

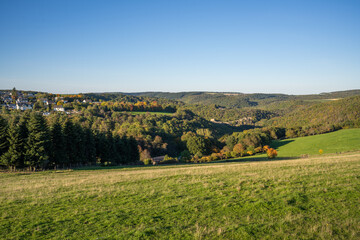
271,128,360,157
1,153,360,239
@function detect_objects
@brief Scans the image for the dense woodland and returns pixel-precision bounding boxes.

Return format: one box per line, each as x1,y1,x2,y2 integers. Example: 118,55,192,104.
1,89,360,170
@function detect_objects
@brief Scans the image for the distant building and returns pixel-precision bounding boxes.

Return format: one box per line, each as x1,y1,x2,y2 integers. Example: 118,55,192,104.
151,156,165,165
6,104,17,110
16,103,33,110
83,99,92,103
55,96,64,101
53,105,65,112
16,97,29,104
38,98,48,103
43,112,51,116
44,100,54,105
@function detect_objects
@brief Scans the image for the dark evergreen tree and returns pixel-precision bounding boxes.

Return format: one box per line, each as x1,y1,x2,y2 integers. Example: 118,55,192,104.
119,136,130,164
50,121,66,169
106,131,116,165
25,113,50,171
18,113,30,168
95,132,111,165
113,135,124,165
1,117,23,171
63,120,75,167
84,128,96,166
73,123,86,166
0,116,9,157
128,136,140,162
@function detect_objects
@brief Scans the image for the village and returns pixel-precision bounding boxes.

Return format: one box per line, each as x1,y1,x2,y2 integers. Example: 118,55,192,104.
0,88,94,115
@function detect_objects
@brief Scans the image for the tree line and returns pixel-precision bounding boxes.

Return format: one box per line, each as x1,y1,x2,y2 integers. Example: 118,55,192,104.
0,113,139,171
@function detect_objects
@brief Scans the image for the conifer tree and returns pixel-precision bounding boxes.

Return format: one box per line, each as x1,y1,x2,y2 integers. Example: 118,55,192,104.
84,128,96,165
25,113,49,171
95,132,110,164
106,131,115,165
1,117,23,171
113,134,123,165
50,121,66,169
0,116,9,157
63,120,75,167
128,136,140,162
73,123,85,166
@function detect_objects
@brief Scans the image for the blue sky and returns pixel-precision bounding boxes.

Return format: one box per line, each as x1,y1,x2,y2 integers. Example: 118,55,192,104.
0,0,359,94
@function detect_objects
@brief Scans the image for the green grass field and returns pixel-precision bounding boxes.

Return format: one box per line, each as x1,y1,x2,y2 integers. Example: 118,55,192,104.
270,128,360,157
1,153,360,239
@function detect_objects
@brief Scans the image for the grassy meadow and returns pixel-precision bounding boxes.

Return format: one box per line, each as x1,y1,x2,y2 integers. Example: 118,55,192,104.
1,152,360,239
271,128,360,158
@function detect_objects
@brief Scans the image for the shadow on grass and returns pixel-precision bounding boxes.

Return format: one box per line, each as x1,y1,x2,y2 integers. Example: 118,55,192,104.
220,156,300,163
72,155,302,172
270,139,295,149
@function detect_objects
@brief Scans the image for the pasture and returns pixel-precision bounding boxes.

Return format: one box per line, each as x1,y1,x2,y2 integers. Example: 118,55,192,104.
270,128,360,157
1,153,360,239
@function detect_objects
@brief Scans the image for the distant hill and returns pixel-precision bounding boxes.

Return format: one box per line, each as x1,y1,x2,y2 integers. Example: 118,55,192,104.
123,89,360,109
260,95,360,130
125,92,258,108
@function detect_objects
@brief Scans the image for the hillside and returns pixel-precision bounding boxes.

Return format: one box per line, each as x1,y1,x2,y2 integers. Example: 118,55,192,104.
260,96,360,130
124,89,360,109
270,129,360,157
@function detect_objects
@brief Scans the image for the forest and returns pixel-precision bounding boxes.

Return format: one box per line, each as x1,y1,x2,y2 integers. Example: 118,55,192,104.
1,89,360,170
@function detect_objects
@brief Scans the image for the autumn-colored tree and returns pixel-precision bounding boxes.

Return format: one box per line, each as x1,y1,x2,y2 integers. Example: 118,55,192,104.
233,143,245,154
266,148,278,159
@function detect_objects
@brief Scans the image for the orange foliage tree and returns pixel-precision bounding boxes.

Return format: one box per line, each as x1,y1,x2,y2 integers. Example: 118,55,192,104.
266,148,278,159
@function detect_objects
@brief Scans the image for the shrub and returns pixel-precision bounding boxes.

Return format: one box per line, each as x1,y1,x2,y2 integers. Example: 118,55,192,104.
254,147,263,153
267,148,278,159
247,151,254,156
180,150,191,162
160,155,178,164
230,151,239,158
143,158,152,165
210,153,219,161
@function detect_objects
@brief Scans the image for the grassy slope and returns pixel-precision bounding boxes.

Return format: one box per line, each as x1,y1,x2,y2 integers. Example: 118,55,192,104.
1,153,360,239
271,128,360,157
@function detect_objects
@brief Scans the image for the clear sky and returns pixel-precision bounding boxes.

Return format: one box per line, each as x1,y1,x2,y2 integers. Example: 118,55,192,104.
0,0,359,94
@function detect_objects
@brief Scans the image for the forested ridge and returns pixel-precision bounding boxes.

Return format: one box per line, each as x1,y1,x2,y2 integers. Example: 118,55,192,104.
1,89,360,170
259,96,360,137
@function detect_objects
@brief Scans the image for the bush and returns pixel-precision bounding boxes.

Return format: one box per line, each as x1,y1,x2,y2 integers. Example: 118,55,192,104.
230,151,239,158
180,150,191,162
210,153,219,161
160,155,178,164
143,158,152,165
267,148,278,159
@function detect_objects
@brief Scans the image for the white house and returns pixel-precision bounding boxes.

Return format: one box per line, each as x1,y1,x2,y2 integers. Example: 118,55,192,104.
16,103,33,110
54,105,65,112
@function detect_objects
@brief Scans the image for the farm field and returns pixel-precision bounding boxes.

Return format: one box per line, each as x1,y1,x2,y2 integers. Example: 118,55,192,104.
1,153,360,239
270,128,360,158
